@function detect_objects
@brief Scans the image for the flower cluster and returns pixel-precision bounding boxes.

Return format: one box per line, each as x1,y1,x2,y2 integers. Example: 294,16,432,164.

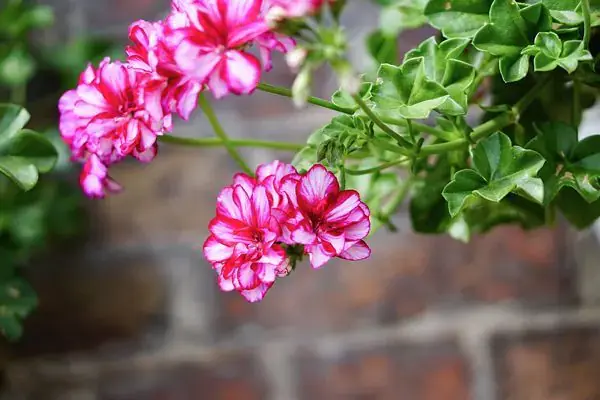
204,161,371,302
58,0,331,198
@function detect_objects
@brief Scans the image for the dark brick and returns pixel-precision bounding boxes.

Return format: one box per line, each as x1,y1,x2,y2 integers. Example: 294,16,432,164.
91,146,238,246
11,250,167,357
217,224,574,335
296,340,471,400
494,327,600,400
98,352,267,400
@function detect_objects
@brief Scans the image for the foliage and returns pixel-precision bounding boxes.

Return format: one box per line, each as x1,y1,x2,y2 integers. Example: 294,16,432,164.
0,1,92,340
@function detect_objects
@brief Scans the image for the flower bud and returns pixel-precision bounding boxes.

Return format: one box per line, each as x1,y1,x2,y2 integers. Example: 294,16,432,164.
292,68,312,107
286,48,308,70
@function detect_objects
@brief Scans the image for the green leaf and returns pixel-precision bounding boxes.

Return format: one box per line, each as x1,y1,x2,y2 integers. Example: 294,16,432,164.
331,82,373,111
379,0,429,34
525,32,592,73
404,37,475,115
367,31,398,64
473,1,551,82
0,104,30,149
542,0,584,24
424,0,493,38
0,104,57,190
443,132,546,216
0,278,37,341
371,59,449,119
527,122,600,204
0,156,38,191
0,47,36,87
557,188,600,228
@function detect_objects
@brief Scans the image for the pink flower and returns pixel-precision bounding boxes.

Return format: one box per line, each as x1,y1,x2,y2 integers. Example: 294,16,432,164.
204,177,290,302
80,154,122,198
126,19,203,120
267,0,326,19
288,164,371,269
58,58,170,197
172,0,293,98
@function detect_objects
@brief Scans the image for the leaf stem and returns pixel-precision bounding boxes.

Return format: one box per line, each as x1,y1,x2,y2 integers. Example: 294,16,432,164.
197,94,252,175
379,116,452,140
346,158,409,175
583,0,592,48
159,135,305,151
418,75,551,156
256,82,355,114
573,79,582,126
352,94,413,148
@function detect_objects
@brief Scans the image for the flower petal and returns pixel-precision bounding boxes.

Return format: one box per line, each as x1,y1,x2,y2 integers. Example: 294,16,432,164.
297,164,339,211
325,190,360,222
223,50,261,95
203,235,234,263
339,240,371,261
307,244,333,269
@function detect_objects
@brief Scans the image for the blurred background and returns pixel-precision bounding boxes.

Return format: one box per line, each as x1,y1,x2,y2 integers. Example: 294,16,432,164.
1,0,600,399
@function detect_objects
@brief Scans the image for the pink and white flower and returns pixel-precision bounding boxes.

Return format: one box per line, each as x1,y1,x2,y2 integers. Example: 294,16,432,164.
58,57,170,197
80,154,122,198
267,0,327,19
204,178,290,302
172,0,294,98
287,164,371,269
126,19,203,120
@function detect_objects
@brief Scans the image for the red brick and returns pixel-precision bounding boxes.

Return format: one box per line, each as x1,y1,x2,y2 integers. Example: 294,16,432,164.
295,340,471,400
12,251,166,357
217,225,574,334
90,146,238,246
494,327,600,400
98,352,267,400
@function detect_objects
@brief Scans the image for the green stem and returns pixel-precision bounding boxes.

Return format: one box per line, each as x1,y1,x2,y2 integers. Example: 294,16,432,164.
256,82,354,114
159,135,304,151
573,79,582,126
583,0,592,48
382,177,413,216
419,74,550,156
419,113,514,155
346,158,409,175
380,116,452,141
198,94,252,175
352,94,413,148
10,85,26,106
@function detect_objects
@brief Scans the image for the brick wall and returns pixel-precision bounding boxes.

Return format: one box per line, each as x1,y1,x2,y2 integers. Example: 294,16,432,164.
5,1,600,399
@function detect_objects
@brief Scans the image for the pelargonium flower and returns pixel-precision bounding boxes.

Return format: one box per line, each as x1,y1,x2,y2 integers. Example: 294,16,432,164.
203,161,371,302
267,0,327,19
204,173,291,302
58,57,171,197
80,154,122,198
172,0,294,98
287,164,371,269
126,19,203,120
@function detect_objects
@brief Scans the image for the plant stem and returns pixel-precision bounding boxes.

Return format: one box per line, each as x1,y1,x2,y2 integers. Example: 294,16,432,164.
418,74,551,156
197,94,252,175
346,158,409,175
379,116,452,140
159,135,305,151
10,85,26,106
573,79,582,126
256,82,355,114
583,0,592,48
352,94,413,148
382,177,413,216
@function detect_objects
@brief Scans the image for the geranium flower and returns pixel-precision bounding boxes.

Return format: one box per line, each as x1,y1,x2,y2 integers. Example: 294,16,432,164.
126,19,203,120
288,164,371,268
58,57,171,197
172,0,293,98
204,180,290,302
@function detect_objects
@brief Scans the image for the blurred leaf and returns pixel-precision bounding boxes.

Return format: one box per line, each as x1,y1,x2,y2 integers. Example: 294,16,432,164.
0,277,37,341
